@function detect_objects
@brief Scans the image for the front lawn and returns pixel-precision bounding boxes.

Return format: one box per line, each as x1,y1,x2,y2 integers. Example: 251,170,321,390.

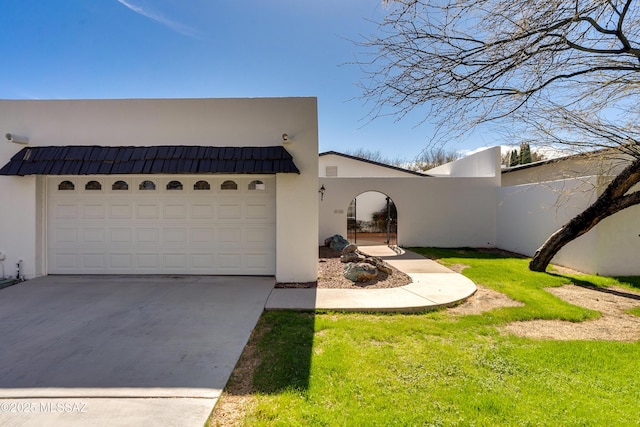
210,248,640,426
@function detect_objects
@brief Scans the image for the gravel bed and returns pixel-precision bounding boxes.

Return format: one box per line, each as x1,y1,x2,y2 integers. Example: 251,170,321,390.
276,246,412,289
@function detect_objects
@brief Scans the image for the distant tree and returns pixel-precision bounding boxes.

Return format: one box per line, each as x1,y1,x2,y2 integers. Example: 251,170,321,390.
519,143,532,164
508,150,519,167
406,147,461,171
502,144,546,167
531,151,545,163
345,148,404,166
345,146,459,171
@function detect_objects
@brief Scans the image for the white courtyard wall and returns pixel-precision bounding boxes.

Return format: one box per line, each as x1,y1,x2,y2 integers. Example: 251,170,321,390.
497,176,640,275
319,176,497,248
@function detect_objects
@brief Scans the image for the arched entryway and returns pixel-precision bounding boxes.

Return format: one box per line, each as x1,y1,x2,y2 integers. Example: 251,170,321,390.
346,191,397,245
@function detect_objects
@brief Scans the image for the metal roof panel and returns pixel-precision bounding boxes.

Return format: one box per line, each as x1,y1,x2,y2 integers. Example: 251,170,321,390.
0,145,300,175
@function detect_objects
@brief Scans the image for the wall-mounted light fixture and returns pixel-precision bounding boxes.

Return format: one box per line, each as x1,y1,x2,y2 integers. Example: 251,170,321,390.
282,133,290,144
5,133,29,144
319,184,326,201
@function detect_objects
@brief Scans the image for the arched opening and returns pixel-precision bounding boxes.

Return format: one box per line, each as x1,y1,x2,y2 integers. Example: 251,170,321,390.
347,191,397,246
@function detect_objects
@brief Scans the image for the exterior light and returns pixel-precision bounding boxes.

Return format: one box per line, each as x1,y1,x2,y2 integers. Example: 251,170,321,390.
5,133,29,144
319,184,325,201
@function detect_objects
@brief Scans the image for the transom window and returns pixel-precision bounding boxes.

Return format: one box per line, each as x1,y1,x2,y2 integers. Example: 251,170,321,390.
112,180,129,190
221,180,238,190
166,180,183,190
194,180,210,190
58,180,75,191
85,180,102,190
139,180,156,190
248,180,265,190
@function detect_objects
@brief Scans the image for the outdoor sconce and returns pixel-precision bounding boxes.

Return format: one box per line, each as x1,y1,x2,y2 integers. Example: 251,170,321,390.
5,133,29,144
319,184,326,201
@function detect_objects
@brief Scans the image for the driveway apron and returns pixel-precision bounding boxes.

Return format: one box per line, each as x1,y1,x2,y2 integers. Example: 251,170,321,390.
0,275,275,426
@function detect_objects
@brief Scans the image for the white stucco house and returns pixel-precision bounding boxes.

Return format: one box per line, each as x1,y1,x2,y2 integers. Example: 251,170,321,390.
0,98,319,283
1,97,637,282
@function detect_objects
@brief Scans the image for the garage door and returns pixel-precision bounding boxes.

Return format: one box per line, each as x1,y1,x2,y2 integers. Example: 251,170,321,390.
47,176,276,275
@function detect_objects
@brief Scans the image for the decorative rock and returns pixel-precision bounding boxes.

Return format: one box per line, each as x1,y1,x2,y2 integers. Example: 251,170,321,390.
341,253,364,263
363,256,393,275
376,263,393,275
341,244,358,255
344,262,378,282
364,256,383,265
325,234,350,251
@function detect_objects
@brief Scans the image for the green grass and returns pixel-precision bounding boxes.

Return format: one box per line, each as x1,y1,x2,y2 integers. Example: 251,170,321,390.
230,248,640,426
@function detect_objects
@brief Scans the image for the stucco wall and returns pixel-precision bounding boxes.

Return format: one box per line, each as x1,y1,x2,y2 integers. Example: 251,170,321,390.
427,146,501,184
500,151,640,275
319,153,420,177
0,98,318,282
0,175,37,279
497,176,640,275
496,177,599,273
592,181,640,276
501,153,631,187
319,147,501,249
319,176,497,248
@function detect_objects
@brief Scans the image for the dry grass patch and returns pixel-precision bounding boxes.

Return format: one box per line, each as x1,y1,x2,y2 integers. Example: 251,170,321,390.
208,322,270,426
503,285,640,341
448,285,524,315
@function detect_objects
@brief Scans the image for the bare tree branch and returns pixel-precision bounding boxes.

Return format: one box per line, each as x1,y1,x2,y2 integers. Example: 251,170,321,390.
359,0,640,271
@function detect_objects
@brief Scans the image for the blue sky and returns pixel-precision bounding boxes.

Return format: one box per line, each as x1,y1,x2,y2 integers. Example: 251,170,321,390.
0,0,499,160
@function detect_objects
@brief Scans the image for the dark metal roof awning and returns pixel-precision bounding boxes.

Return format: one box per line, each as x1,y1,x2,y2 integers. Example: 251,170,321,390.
0,145,300,176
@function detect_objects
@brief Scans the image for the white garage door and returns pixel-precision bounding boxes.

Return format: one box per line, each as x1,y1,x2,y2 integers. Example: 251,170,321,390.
47,176,276,275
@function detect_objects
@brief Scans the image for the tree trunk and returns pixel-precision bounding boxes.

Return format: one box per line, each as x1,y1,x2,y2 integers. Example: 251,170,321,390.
529,159,640,272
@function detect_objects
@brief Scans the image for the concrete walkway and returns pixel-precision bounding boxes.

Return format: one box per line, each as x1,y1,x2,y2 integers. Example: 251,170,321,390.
266,246,476,312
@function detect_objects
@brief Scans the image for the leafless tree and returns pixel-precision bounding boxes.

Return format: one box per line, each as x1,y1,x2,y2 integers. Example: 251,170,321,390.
345,147,459,170
408,147,461,171
359,0,640,271
344,148,401,165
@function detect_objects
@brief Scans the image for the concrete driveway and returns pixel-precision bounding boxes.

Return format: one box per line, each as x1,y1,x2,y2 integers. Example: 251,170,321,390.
0,275,275,427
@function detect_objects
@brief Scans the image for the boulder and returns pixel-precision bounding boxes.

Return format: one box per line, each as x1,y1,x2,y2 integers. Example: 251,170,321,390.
363,256,383,265
376,263,393,275
344,262,378,282
325,234,350,251
341,244,358,255
341,252,364,263
363,256,393,275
